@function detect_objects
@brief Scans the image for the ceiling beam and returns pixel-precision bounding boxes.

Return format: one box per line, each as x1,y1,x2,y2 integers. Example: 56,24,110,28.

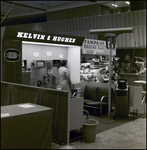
6,1,47,11
1,12,47,27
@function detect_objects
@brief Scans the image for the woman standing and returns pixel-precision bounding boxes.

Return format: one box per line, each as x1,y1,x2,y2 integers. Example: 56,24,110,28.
59,59,73,96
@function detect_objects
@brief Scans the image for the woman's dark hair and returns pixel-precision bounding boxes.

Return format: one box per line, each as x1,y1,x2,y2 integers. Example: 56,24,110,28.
60,59,67,66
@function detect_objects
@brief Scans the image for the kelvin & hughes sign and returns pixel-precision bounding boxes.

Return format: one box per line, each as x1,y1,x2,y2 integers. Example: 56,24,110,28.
3,27,84,46
17,32,76,43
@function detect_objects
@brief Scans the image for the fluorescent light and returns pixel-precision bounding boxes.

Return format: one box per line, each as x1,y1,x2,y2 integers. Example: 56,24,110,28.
112,3,118,7
22,41,79,48
125,1,130,4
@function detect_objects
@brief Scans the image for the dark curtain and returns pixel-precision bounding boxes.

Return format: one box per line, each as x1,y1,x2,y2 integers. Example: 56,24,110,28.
1,81,68,143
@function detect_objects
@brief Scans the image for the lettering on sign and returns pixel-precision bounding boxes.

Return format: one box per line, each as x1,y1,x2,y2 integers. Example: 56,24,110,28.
82,38,116,55
17,32,76,43
4,49,20,62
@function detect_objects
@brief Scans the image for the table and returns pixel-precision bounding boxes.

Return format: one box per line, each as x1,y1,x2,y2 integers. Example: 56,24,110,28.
119,73,146,85
1,103,53,149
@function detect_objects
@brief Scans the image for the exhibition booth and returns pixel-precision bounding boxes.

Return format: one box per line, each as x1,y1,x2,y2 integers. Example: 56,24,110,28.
1,27,145,148
1,27,85,146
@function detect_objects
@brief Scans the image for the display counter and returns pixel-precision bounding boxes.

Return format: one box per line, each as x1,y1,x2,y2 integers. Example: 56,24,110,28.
119,73,146,85
1,81,83,144
1,103,53,149
1,81,68,143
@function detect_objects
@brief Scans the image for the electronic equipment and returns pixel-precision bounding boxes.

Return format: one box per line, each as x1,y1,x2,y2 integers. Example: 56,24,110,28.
22,71,31,85
30,59,60,89
53,60,60,67
117,79,127,89
114,85,130,119
32,60,45,69
22,60,27,71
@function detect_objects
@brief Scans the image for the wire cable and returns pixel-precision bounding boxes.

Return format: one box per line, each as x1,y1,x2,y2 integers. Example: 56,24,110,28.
1,1,16,24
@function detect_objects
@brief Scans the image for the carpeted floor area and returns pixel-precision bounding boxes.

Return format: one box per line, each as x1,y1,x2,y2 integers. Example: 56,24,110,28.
71,117,146,149
52,104,146,149
69,109,146,143
52,116,146,149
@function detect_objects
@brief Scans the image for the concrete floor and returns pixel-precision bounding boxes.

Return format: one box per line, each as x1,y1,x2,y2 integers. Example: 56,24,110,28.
52,117,146,149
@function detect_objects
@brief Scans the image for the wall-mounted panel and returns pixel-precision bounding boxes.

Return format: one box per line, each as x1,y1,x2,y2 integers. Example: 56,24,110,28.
86,16,90,31
120,13,125,27
134,27,139,47
53,21,57,33
76,18,80,31
138,26,144,47
130,33,135,48
112,14,117,28
93,15,97,29
126,33,131,47
49,21,53,32
141,10,146,25
61,20,65,33
143,26,146,47
103,15,108,28
12,9,146,49
97,15,101,29
134,11,139,26
89,16,94,29
64,20,68,33
101,15,105,28
117,34,123,48
82,17,87,31
108,14,113,28
79,17,83,31
56,20,61,33
129,11,134,27
124,12,130,27
116,13,121,28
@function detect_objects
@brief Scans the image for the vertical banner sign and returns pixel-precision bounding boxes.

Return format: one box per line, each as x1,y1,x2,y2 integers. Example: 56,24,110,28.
82,38,116,55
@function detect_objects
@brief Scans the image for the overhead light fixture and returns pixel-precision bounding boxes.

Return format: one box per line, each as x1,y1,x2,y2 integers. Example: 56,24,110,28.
112,3,118,7
125,1,130,4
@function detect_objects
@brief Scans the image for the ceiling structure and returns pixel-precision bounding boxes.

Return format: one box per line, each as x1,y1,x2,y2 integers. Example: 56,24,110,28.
1,1,146,26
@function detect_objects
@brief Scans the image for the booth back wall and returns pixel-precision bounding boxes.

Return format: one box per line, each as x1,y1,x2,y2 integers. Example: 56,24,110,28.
22,43,68,69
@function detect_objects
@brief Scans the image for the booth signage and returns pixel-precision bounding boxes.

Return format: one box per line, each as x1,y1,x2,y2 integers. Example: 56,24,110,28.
4,48,20,62
3,27,85,46
17,32,76,43
82,38,116,55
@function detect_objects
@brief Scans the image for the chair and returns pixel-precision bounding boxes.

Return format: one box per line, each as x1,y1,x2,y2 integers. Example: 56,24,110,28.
82,84,114,116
